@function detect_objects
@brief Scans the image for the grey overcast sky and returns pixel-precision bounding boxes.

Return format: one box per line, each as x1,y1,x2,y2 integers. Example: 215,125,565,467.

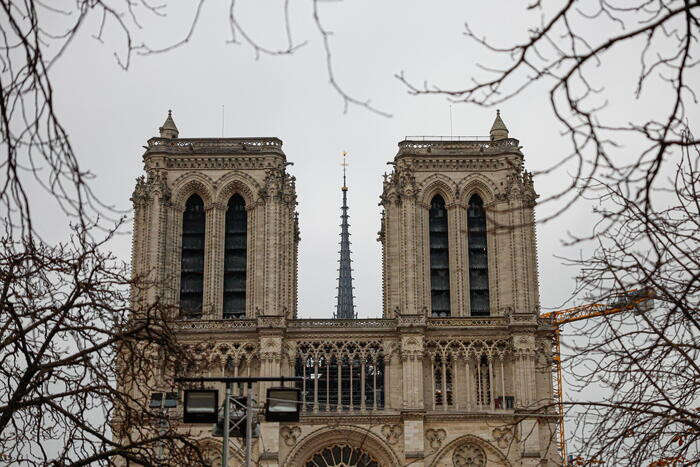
41,1,697,319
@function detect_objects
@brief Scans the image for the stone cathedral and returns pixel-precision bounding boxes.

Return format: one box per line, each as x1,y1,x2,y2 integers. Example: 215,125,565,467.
129,111,559,466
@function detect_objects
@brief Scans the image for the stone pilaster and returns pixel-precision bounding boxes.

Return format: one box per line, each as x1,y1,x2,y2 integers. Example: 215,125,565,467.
257,333,283,466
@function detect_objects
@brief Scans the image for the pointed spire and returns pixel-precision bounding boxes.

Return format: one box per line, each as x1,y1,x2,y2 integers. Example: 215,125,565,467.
490,109,509,141
159,109,179,139
335,151,356,319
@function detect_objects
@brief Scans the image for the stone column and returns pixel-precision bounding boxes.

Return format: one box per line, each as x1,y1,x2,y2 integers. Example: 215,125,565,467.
513,334,541,462
399,333,424,410
403,416,425,467
205,202,226,319
257,333,283,467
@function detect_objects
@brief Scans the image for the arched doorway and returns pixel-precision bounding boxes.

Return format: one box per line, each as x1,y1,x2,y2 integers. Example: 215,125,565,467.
303,444,380,467
284,426,399,467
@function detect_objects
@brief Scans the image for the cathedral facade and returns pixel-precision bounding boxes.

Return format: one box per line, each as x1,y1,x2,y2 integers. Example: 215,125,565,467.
129,111,559,466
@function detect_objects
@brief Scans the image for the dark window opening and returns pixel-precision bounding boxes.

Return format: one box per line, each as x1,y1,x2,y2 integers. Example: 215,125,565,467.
468,194,490,316
180,194,205,317
434,355,454,407
429,195,450,317
295,349,385,412
223,194,247,319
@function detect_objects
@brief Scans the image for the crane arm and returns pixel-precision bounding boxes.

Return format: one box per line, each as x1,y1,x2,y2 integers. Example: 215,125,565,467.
542,288,654,464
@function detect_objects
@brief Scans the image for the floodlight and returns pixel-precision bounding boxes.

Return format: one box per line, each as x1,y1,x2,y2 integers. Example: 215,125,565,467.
265,387,301,422
183,389,218,423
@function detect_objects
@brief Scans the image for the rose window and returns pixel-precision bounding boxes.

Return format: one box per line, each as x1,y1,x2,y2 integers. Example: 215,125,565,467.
304,444,380,467
452,443,486,467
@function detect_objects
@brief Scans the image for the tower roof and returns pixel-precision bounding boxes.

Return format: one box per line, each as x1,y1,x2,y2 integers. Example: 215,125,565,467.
159,110,179,139
490,110,509,141
335,151,356,319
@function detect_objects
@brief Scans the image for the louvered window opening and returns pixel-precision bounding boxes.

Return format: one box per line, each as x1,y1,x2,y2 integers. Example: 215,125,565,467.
223,194,247,319
429,195,450,317
180,195,205,317
295,352,385,412
468,194,490,316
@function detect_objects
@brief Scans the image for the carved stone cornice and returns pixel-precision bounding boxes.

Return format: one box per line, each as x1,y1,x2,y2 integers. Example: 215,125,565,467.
424,411,518,422
397,138,522,158
400,410,426,420
172,319,257,332
288,318,395,330
426,316,508,329
507,312,539,331
257,315,286,330
145,137,285,158
397,312,426,329
299,413,401,425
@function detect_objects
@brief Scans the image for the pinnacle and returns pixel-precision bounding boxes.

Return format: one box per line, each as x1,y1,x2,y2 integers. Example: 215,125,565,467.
490,110,509,141
159,109,179,138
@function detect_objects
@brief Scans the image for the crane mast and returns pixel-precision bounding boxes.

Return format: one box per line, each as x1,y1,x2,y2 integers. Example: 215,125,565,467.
541,288,654,463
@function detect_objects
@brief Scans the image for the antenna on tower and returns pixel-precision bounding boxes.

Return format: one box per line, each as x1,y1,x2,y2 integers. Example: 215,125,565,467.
221,105,225,137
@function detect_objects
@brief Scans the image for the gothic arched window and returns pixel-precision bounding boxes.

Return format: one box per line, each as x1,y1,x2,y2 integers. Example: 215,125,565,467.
223,194,247,319
467,194,490,316
429,194,450,317
179,194,205,317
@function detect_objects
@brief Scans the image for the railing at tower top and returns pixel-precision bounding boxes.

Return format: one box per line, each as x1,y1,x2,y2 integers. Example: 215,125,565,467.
403,135,492,141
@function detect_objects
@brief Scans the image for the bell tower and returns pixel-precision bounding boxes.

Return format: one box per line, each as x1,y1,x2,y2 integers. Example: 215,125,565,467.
131,111,299,320
379,111,540,319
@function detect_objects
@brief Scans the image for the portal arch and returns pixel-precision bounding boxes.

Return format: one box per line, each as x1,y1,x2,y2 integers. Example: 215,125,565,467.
285,426,399,467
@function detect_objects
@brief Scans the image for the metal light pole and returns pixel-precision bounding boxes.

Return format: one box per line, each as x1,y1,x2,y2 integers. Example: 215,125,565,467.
245,382,253,467
222,383,231,466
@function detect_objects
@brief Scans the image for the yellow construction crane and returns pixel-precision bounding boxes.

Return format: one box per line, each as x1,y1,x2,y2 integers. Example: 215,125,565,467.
540,288,655,463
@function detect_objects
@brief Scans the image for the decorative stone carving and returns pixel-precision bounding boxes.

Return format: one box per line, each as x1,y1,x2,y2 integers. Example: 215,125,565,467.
495,169,538,206
380,161,418,205
397,313,426,328
400,335,424,361
424,337,512,360
426,317,507,328
492,426,515,449
259,167,297,206
452,443,487,466
131,172,171,207
259,336,282,361
257,315,286,329
287,319,393,328
177,340,259,371
280,426,301,446
425,428,446,451
381,424,402,445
